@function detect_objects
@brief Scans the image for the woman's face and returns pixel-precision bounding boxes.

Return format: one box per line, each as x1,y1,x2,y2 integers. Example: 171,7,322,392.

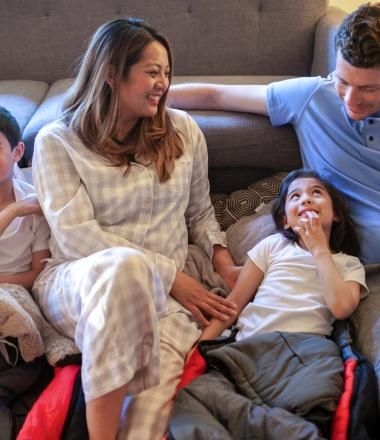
116,40,170,138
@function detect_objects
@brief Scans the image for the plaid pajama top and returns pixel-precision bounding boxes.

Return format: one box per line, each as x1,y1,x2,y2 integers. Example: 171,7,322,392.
33,109,226,313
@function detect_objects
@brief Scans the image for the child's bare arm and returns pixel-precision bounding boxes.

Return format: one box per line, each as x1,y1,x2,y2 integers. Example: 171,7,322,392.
0,204,18,235
14,197,43,216
198,259,264,342
0,197,43,235
212,244,242,289
0,248,50,290
313,252,360,319
295,211,360,319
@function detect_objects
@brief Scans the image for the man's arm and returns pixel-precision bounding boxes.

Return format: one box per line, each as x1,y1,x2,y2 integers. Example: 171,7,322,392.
168,83,269,115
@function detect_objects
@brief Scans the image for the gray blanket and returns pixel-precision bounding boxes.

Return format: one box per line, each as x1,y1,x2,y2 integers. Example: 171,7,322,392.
170,332,343,439
185,246,380,409
184,244,230,297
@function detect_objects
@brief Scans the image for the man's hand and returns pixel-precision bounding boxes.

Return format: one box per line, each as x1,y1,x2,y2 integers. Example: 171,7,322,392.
170,271,237,327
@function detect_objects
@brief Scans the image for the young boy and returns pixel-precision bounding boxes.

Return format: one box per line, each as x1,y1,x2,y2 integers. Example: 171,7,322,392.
0,106,50,290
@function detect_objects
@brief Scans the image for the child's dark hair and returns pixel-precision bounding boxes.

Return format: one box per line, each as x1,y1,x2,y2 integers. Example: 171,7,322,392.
271,169,361,257
0,106,21,149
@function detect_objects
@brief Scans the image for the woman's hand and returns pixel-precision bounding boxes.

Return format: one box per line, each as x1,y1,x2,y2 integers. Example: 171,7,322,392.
170,271,237,327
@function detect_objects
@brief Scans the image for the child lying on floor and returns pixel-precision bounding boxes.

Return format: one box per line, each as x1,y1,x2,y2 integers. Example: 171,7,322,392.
169,168,368,439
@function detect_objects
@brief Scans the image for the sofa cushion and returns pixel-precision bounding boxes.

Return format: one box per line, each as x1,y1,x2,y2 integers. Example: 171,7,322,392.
22,79,74,166
173,76,301,191
191,110,300,170
0,80,48,133
0,0,328,82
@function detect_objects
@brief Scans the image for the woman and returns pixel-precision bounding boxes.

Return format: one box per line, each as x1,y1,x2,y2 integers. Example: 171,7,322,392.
32,18,238,440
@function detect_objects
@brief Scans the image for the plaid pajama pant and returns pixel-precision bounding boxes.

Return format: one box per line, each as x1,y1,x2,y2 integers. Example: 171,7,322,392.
119,304,201,440
33,247,163,402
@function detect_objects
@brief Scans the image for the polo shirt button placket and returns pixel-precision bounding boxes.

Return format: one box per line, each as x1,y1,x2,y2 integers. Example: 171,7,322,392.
365,118,379,147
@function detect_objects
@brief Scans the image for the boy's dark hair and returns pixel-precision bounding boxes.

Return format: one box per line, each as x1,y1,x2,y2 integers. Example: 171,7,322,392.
271,169,361,257
0,106,21,149
335,2,380,68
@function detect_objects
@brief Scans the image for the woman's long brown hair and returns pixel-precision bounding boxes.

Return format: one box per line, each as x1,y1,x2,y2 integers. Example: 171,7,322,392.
62,18,183,181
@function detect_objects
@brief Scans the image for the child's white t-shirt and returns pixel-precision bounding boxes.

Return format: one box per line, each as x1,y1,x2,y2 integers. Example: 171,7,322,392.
236,233,367,340
0,178,50,275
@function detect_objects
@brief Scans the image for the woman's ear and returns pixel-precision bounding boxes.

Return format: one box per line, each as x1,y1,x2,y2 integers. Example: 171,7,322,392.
333,211,340,222
12,142,25,163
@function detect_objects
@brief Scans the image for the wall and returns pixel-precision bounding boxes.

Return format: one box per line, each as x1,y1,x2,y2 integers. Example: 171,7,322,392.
329,0,366,12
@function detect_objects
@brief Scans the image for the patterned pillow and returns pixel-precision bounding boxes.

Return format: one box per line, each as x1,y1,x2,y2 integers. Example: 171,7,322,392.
211,171,288,231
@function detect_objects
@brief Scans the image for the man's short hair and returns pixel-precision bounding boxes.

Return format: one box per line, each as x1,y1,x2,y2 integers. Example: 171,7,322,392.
335,2,380,68
0,106,21,149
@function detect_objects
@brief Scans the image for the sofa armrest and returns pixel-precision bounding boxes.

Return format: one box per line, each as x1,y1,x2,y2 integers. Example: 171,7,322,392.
311,6,347,77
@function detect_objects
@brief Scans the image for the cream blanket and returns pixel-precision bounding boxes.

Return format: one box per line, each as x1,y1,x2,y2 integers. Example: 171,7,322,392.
0,283,79,365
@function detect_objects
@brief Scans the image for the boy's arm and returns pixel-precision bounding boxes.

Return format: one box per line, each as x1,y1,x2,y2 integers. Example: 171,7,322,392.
0,204,18,235
199,259,264,342
0,197,43,235
0,249,50,290
168,83,269,115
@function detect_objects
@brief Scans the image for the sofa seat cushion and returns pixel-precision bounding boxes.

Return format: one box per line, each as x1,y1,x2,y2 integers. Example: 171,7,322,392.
22,78,74,165
0,80,49,133
173,76,301,189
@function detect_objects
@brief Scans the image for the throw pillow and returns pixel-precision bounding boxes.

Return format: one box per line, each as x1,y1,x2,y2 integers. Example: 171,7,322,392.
211,171,287,231
226,202,277,266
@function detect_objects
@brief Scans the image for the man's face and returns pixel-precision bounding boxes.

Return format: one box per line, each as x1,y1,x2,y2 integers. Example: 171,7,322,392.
335,50,380,120
0,132,22,185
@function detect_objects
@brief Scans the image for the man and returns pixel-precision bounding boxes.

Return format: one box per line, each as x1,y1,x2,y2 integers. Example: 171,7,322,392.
169,3,380,409
169,2,380,265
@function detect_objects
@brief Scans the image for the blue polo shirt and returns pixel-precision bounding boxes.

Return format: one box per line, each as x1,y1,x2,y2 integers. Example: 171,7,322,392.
268,75,380,264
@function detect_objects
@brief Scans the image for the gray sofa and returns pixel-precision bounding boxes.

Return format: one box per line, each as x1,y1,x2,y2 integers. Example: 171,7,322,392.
4,0,380,421
0,0,345,193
